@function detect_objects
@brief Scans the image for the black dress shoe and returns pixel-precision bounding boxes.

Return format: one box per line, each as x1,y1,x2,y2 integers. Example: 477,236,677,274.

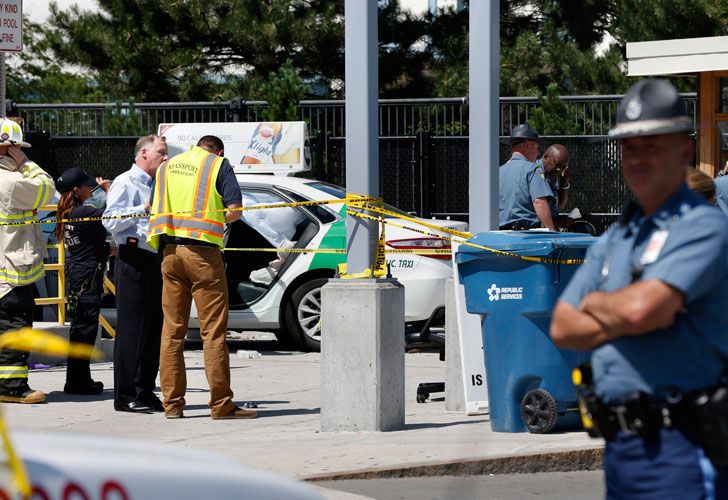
138,394,164,412
64,381,104,395
114,401,154,414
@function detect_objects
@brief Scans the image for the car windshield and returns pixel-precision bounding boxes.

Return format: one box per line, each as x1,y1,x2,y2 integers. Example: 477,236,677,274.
304,181,411,217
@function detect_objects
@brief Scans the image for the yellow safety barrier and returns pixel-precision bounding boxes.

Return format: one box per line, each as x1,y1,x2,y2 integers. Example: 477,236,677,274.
34,242,66,324
32,206,116,336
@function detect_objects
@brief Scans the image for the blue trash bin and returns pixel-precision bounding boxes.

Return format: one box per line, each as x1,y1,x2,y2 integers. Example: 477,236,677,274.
456,231,595,433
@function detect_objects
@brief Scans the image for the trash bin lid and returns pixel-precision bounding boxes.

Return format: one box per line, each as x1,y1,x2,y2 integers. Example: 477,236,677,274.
455,231,595,262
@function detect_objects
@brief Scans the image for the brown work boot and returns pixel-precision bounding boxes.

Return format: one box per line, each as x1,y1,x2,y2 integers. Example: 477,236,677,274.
211,406,257,420
0,389,46,404
165,408,184,419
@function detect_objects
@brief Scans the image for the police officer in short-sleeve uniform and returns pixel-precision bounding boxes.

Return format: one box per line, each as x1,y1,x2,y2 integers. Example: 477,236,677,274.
551,79,728,498
499,124,556,230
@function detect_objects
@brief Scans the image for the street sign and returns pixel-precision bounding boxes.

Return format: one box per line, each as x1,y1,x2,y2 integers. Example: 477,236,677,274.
0,0,21,52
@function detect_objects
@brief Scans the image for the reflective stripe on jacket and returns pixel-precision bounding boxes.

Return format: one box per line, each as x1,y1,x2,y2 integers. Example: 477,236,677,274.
147,146,226,249
0,157,55,285
0,366,28,379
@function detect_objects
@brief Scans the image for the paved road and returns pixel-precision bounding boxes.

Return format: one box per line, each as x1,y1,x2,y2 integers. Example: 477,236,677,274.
317,471,605,500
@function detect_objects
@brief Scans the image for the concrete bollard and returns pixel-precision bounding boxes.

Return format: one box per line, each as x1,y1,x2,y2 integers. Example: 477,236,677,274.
445,279,465,412
320,279,405,432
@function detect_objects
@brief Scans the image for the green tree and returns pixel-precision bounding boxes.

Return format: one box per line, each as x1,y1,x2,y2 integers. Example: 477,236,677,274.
22,0,728,104
529,84,582,135
428,0,624,97
6,19,104,103
260,60,309,121
102,101,147,135
37,0,432,101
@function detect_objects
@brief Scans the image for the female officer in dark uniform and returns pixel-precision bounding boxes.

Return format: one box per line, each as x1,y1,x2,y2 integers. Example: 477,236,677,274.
55,168,110,395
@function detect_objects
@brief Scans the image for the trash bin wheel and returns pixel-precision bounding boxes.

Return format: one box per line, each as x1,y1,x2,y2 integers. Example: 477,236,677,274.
520,388,557,433
416,393,428,403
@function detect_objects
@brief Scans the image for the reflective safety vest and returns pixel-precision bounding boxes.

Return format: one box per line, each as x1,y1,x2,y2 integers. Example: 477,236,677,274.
147,146,226,250
0,158,54,286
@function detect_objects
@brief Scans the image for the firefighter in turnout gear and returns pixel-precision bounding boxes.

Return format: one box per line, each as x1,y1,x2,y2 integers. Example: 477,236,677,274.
0,118,55,403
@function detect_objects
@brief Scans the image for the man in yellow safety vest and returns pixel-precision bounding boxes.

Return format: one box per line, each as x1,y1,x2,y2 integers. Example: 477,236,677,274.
0,118,55,404
148,135,256,420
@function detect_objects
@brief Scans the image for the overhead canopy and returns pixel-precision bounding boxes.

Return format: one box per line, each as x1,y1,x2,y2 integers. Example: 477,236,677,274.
627,36,728,76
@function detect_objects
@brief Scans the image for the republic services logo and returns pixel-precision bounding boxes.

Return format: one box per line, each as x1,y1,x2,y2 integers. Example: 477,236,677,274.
487,283,524,301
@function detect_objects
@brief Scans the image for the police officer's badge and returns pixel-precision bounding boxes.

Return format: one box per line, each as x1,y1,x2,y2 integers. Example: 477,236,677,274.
625,99,642,121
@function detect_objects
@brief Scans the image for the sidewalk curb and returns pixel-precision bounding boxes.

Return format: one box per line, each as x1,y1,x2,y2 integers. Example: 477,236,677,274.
304,447,603,481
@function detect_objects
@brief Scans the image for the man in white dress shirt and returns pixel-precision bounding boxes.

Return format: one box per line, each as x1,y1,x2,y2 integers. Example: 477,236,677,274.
103,134,168,413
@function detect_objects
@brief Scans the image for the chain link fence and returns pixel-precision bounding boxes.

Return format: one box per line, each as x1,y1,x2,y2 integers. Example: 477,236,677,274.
325,133,626,224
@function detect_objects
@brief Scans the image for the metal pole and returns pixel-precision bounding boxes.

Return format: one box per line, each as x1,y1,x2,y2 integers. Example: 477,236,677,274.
1,52,6,118
468,0,500,232
344,0,378,274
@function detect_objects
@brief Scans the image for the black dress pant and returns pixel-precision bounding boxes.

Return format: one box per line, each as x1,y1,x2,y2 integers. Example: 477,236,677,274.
66,262,103,385
0,284,34,394
113,244,163,405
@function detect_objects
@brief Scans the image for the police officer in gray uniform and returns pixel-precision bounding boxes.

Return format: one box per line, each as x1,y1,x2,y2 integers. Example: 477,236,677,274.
498,124,556,230
551,79,728,498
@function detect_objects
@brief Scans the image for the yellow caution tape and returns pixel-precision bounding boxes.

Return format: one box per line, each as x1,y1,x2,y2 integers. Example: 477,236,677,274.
17,197,359,228
0,328,103,360
223,247,347,254
17,194,583,264
347,208,584,265
350,202,474,240
0,405,29,497
222,247,450,255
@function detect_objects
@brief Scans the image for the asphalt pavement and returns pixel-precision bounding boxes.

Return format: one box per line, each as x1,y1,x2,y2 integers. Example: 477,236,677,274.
11,332,602,482
318,471,605,500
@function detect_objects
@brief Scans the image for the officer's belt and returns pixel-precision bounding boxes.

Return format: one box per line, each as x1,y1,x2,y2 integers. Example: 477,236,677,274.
591,386,721,441
499,221,538,230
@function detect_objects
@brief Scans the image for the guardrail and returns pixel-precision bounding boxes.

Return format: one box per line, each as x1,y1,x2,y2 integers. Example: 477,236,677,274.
33,240,65,324
33,204,116,338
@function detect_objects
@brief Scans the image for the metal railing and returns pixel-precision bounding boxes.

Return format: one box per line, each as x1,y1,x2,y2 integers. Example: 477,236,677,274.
17,94,698,138
499,95,698,136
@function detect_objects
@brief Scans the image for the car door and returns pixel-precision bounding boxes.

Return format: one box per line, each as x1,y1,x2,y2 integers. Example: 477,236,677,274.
224,186,318,312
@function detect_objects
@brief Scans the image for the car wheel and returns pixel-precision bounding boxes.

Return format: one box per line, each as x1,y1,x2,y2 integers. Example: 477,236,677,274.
284,278,328,352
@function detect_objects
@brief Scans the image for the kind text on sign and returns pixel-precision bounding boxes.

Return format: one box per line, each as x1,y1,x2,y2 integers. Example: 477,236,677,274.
0,0,21,52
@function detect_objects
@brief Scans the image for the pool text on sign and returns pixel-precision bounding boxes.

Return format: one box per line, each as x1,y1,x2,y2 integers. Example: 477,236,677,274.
0,0,21,52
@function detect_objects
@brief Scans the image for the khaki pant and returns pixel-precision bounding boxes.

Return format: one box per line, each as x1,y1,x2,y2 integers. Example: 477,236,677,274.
159,245,235,417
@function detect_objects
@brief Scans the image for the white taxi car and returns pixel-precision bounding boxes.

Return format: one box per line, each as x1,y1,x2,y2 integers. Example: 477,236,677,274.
214,174,466,351
100,122,466,352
